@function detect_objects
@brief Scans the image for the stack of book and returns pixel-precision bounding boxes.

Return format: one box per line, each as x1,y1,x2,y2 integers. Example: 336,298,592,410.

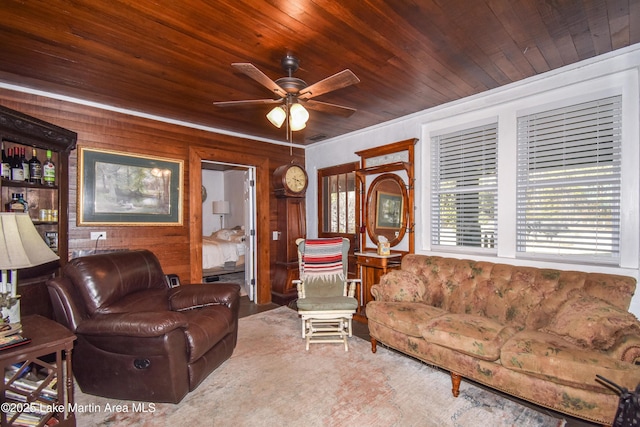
4,361,59,426
0,322,29,351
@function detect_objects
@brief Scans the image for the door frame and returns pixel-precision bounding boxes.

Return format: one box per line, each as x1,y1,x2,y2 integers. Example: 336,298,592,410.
189,146,272,304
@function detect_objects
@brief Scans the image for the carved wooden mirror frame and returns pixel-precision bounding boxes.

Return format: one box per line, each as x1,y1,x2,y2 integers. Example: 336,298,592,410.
356,138,417,253
365,173,408,246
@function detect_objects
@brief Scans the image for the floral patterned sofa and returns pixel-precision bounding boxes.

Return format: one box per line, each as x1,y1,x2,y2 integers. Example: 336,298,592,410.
366,254,640,425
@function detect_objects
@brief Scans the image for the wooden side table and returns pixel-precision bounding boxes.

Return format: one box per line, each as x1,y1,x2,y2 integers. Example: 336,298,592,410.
354,251,402,322
0,315,77,427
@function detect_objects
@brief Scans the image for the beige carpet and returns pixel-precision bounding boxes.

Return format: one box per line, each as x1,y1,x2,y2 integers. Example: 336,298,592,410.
74,306,566,426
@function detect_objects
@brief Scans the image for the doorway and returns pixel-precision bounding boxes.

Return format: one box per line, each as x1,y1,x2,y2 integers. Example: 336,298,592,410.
188,145,270,304
201,160,257,301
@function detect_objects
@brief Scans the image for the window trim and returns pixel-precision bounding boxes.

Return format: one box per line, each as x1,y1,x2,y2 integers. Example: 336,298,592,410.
317,161,359,239
429,119,499,255
421,69,638,270
515,95,622,264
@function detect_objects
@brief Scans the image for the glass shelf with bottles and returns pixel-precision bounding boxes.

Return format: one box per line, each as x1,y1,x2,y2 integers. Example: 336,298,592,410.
1,141,58,188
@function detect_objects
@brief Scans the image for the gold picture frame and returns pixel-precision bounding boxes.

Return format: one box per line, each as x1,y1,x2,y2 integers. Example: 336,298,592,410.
375,191,404,229
78,147,183,226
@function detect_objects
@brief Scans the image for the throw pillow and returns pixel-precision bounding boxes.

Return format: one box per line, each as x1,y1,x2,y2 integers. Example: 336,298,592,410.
375,270,426,303
542,290,640,350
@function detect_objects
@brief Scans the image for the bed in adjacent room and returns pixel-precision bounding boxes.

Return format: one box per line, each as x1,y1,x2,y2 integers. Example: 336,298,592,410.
202,228,246,274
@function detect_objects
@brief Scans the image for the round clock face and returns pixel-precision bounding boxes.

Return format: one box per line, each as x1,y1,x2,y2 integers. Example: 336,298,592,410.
285,166,307,193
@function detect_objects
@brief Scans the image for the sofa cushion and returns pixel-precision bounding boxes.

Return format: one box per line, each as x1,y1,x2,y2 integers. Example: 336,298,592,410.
542,291,640,350
419,314,516,361
366,301,446,337
182,305,235,363
501,330,640,392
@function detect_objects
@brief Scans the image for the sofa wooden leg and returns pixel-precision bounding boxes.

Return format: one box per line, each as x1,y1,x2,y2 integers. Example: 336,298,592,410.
451,372,461,397
371,338,377,353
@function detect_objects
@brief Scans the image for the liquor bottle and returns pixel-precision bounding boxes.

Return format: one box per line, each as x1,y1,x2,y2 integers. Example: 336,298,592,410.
6,193,27,212
43,150,55,186
10,147,24,181
21,147,30,182
29,148,42,184
1,142,9,179
16,193,28,212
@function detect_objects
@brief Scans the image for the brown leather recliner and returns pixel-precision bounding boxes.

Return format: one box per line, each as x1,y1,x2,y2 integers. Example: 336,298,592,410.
46,249,240,403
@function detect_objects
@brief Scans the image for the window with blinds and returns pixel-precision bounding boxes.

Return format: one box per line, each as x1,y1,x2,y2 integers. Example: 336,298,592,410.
431,122,498,250
516,95,622,262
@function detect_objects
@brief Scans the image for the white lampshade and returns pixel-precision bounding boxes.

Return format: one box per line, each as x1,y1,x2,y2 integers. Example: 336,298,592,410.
289,103,309,131
0,213,59,270
266,106,287,128
289,120,307,131
289,103,309,125
0,212,59,323
212,200,230,215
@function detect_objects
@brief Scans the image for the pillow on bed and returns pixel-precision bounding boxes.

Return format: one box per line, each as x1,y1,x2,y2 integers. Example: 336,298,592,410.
211,229,232,240
228,231,245,243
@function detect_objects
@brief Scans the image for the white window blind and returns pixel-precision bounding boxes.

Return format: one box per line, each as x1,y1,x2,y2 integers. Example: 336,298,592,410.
516,95,622,262
431,123,498,249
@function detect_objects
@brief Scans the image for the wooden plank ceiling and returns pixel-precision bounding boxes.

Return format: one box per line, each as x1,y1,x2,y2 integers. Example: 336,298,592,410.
0,0,637,145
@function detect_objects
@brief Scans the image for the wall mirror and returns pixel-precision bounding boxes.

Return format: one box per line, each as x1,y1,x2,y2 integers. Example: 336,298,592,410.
355,138,417,253
365,173,408,247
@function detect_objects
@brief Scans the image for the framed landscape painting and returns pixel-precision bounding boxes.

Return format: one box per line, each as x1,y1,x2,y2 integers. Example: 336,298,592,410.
376,191,403,229
78,147,184,225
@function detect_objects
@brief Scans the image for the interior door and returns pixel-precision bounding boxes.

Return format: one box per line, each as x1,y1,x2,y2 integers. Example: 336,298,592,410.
244,167,257,301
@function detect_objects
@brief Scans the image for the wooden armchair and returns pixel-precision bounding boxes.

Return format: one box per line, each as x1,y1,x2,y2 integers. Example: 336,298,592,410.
294,238,359,351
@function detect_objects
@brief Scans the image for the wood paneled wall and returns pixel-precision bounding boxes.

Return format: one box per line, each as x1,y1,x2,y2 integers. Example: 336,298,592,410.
0,88,304,304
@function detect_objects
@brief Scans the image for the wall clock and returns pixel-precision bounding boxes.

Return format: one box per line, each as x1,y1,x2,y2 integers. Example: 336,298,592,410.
273,164,308,198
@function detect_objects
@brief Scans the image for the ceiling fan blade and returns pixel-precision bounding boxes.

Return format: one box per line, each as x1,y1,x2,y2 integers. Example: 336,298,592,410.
231,63,287,97
213,99,282,108
298,69,360,100
302,99,356,118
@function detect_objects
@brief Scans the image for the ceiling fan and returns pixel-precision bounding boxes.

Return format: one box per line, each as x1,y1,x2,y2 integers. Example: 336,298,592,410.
213,55,360,137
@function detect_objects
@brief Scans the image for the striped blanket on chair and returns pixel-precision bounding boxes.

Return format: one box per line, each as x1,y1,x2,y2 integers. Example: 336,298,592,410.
301,238,344,283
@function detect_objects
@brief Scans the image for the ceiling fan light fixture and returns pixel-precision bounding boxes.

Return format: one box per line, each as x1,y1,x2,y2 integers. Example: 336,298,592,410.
289,102,309,131
289,120,306,131
266,106,287,128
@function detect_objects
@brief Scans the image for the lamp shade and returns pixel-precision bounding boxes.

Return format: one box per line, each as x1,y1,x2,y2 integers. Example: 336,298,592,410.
289,103,309,123
266,106,287,128
0,213,59,270
212,200,230,215
289,103,309,131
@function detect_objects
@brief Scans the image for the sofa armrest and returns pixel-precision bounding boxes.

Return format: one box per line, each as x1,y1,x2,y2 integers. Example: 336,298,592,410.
370,270,426,302
606,334,640,364
168,283,240,311
76,311,188,337
46,276,88,332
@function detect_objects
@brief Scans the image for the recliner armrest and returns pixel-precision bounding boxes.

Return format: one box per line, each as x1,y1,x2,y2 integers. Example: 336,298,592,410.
168,283,240,311
76,311,188,337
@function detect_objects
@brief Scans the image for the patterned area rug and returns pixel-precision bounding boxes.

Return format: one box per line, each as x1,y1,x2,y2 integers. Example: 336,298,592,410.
74,306,566,426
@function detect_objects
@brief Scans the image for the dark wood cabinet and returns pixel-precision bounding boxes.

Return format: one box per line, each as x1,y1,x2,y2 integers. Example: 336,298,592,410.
0,105,77,319
271,196,306,305
354,251,401,322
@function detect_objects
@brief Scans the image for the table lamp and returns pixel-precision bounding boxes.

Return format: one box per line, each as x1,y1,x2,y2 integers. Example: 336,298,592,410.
212,200,230,229
0,212,59,324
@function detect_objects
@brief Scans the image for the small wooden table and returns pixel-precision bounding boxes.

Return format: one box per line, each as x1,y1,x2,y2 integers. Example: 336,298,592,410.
0,315,77,427
354,251,402,322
